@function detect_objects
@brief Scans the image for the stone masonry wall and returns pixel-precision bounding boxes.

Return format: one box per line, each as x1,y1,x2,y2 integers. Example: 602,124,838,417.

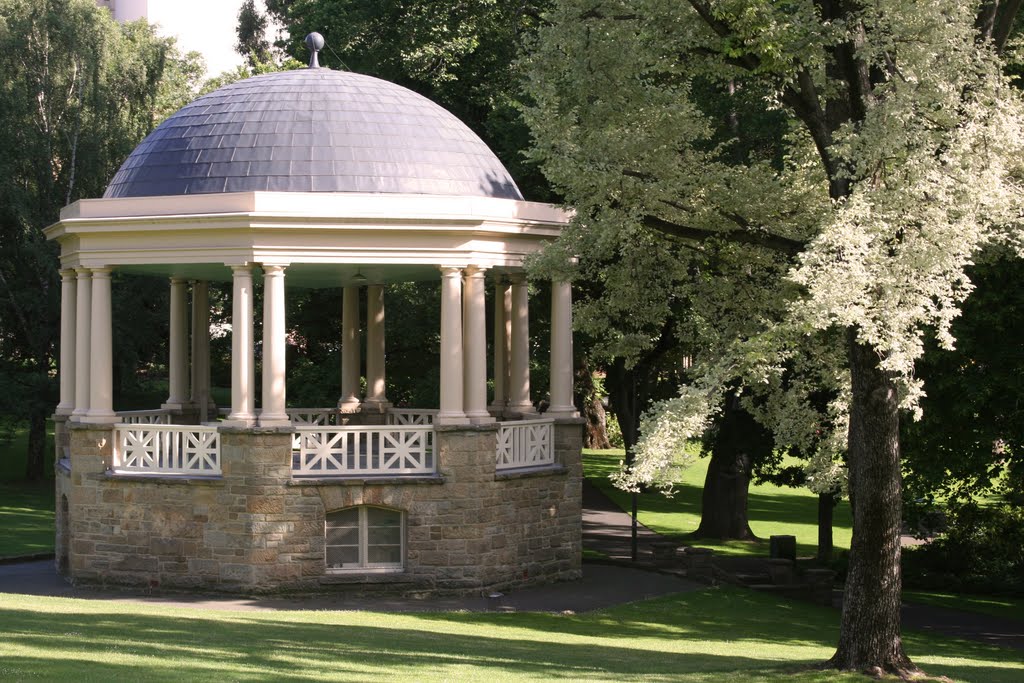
61,419,583,593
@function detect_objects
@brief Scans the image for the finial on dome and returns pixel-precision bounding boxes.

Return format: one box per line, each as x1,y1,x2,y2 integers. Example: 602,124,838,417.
305,32,325,68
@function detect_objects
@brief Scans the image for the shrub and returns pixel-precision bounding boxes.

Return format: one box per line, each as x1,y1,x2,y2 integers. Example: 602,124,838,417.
903,503,1024,595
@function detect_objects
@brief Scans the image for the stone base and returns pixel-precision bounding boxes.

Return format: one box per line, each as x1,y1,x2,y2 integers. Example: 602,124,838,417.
59,421,584,595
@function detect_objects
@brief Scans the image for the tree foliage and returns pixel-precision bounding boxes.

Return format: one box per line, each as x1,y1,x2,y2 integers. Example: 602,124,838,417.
236,0,271,68
523,0,1024,674
0,0,202,479
263,0,553,200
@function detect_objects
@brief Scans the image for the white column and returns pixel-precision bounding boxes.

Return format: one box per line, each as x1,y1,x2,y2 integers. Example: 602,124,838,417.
190,281,212,420
363,284,389,411
260,265,289,426
508,273,535,415
83,267,117,423
71,268,92,420
55,269,77,416
226,266,255,425
339,285,362,412
438,266,468,425
548,280,577,417
164,277,190,408
489,276,509,415
463,266,493,423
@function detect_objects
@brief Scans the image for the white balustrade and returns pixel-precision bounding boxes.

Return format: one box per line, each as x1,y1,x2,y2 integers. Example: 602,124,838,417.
496,418,555,471
287,408,340,426
114,424,220,475
292,426,435,477
386,409,439,426
117,409,171,425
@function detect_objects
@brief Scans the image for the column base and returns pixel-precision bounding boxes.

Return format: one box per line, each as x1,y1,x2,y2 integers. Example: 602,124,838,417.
221,415,257,428
161,402,189,411
436,412,470,426
506,402,538,417
258,414,291,428
545,406,579,419
338,398,362,414
360,399,392,414
465,411,495,424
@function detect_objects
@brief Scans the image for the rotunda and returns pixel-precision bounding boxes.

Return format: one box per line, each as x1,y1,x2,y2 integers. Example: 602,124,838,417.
46,41,581,593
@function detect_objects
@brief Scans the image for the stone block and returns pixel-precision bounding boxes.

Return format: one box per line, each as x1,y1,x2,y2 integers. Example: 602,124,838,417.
220,563,256,583
247,496,285,514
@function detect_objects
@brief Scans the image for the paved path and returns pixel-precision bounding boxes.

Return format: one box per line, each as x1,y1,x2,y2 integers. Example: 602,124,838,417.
582,479,662,561
0,558,697,614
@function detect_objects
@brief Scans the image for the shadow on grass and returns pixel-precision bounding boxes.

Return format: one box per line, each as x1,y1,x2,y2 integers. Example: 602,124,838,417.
0,599,835,682
1,588,1020,682
0,483,55,558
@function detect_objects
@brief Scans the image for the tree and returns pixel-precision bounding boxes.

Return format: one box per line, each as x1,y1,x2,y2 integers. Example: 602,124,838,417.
0,0,202,480
902,253,1024,513
523,0,1024,675
236,0,271,68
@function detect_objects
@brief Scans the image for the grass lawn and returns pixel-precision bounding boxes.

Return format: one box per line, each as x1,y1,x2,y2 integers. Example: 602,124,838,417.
0,482,55,558
0,421,56,558
0,588,1020,682
584,448,853,558
903,591,1024,624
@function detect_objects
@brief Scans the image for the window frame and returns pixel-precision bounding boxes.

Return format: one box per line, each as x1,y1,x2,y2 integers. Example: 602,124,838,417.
325,505,405,573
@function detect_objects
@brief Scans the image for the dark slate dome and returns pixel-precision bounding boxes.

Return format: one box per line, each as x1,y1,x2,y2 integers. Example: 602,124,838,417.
104,68,523,200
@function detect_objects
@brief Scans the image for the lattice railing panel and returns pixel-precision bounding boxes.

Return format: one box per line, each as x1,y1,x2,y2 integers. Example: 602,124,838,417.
114,425,220,475
386,409,439,426
496,418,555,471
292,426,435,476
287,408,340,426
117,410,171,425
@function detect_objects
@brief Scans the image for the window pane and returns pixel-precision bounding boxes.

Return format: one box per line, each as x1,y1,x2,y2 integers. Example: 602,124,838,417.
325,526,359,546
326,545,359,567
366,507,401,527
326,507,359,526
367,525,401,546
367,545,402,565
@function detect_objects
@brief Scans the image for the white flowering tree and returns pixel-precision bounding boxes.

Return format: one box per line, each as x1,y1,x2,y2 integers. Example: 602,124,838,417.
523,0,1024,674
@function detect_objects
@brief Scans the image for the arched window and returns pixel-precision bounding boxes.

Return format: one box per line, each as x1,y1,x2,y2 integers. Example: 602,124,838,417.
326,506,404,571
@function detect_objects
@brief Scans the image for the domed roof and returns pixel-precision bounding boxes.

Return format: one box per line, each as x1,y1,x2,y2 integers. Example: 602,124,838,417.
103,68,523,200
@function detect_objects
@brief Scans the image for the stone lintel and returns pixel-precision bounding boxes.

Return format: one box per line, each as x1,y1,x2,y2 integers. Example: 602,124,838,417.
217,425,295,435
68,421,118,431
434,423,500,434
494,464,568,481
287,476,444,487
100,472,225,485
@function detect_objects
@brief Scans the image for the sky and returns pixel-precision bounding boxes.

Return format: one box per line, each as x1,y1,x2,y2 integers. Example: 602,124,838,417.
115,0,283,77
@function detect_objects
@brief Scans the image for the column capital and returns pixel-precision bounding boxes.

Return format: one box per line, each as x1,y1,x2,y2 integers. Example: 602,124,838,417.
75,267,91,278
89,267,113,277
438,265,464,278
59,268,77,280
463,265,489,279
262,264,287,276
508,271,527,285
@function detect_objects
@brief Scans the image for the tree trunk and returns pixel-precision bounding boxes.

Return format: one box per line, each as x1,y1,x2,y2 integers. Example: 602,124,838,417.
691,396,770,540
817,491,836,564
828,335,918,675
24,407,47,481
692,445,756,539
575,361,611,449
